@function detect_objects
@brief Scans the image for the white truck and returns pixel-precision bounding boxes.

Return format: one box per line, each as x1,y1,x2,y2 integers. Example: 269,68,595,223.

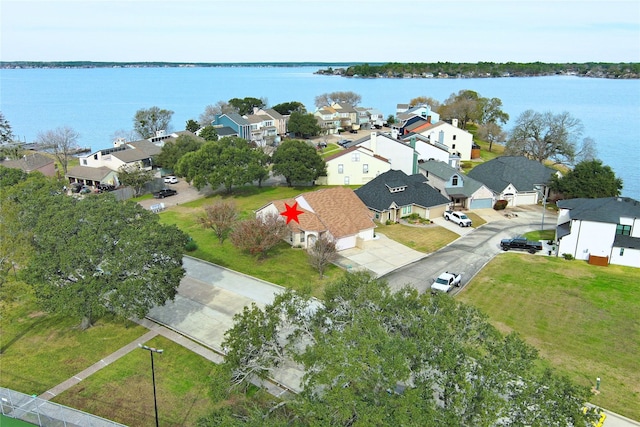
430,271,462,293
443,210,472,227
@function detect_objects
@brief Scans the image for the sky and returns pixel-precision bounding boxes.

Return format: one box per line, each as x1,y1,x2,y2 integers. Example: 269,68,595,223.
1,0,639,63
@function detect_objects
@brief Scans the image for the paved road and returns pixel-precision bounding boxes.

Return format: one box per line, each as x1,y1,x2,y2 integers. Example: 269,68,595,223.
381,206,557,293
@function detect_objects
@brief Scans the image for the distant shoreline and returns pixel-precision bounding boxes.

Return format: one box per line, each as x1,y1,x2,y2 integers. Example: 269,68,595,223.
2,61,638,79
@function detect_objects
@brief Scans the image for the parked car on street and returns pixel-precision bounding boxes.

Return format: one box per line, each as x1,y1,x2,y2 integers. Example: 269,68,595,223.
500,237,543,254
163,175,178,184
444,210,472,227
153,188,178,199
337,139,352,147
430,271,462,293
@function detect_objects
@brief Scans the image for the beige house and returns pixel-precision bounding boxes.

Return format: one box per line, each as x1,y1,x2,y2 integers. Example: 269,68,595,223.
316,145,391,186
255,187,376,251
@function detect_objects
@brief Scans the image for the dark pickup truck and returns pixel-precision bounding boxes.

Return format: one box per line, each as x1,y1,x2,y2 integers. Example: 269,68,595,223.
500,237,543,254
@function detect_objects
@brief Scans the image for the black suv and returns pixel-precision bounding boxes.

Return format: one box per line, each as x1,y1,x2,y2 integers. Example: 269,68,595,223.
153,188,177,199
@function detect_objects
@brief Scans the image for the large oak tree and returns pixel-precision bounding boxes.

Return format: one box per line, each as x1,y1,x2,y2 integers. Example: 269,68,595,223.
213,272,593,426
175,136,268,193
550,159,623,198
24,194,188,329
271,139,326,186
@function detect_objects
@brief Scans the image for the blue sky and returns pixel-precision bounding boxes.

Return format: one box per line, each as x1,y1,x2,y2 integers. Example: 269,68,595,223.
2,0,639,63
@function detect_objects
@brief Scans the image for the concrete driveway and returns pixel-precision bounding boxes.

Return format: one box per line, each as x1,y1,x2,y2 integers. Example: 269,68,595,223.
335,234,427,277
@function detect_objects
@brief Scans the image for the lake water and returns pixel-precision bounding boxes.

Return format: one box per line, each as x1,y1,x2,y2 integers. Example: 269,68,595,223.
1,66,638,199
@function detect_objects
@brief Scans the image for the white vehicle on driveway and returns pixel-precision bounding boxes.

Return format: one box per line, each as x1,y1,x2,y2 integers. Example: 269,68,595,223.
430,271,462,293
164,175,178,184
444,210,472,227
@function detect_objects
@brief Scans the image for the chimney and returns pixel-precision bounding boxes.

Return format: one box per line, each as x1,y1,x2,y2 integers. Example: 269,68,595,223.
427,115,431,124
452,118,458,128
370,132,377,153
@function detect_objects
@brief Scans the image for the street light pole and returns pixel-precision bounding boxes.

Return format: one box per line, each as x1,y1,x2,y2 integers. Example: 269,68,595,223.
139,344,163,427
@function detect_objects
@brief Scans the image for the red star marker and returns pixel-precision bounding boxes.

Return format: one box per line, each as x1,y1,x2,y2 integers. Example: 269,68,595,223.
280,202,304,224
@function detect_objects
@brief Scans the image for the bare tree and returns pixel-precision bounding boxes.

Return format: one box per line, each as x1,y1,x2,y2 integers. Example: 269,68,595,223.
506,110,584,165
308,234,337,278
314,91,361,108
409,96,441,111
476,122,506,152
199,201,238,243
36,126,80,175
230,212,287,258
198,101,237,126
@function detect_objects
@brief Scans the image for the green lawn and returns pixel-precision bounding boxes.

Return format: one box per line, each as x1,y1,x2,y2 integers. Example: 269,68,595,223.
457,254,640,421
159,186,348,296
374,222,459,253
0,292,147,395
53,336,216,427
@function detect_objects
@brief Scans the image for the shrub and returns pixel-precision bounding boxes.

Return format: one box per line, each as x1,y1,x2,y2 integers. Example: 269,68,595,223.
185,237,198,252
494,199,508,210
562,253,574,260
385,220,394,225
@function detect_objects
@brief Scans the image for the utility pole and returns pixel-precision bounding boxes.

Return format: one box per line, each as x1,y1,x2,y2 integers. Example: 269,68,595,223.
139,344,163,427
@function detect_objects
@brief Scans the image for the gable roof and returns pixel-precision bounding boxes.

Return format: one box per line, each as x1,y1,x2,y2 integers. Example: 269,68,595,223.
127,139,162,156
215,126,239,137
1,152,54,172
111,147,153,163
66,165,114,181
467,156,556,193
262,108,284,120
557,197,640,224
355,169,450,212
419,160,486,198
323,145,390,163
262,187,375,238
223,112,250,125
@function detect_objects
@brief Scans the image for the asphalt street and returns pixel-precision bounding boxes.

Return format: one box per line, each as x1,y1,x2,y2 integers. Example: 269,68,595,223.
381,206,558,294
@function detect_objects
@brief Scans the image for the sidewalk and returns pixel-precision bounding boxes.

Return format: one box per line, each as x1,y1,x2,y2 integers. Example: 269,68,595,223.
39,317,290,403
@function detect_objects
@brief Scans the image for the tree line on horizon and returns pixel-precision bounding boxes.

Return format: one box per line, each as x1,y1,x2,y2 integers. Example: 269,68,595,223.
319,61,640,79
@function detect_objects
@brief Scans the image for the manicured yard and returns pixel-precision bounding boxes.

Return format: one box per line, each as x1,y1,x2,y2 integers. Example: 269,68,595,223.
374,222,459,253
53,336,216,427
0,291,147,395
457,254,640,421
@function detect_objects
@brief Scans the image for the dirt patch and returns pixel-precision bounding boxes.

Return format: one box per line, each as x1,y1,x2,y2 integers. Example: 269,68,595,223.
28,311,47,318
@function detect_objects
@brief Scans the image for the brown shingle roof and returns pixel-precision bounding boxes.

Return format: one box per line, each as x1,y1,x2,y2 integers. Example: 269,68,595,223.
298,187,375,238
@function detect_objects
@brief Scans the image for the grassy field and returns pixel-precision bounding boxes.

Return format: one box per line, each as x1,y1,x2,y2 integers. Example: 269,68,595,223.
0,289,147,395
457,254,640,420
53,336,216,427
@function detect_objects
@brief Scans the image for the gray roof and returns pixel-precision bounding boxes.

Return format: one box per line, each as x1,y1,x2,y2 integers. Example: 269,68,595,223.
263,108,284,120
1,152,53,172
112,148,152,163
557,197,640,224
355,169,450,212
614,234,640,249
467,156,556,193
224,112,250,125
66,165,113,181
127,139,162,156
216,126,239,137
420,160,485,198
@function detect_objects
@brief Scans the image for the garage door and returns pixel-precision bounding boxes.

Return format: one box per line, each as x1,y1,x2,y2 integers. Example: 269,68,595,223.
470,198,493,209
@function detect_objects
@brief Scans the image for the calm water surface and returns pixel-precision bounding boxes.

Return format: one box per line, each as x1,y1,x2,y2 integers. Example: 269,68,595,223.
1,66,638,198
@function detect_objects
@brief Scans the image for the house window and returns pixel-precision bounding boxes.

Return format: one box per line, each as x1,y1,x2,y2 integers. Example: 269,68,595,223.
402,205,412,215
344,176,350,185
375,212,380,219
300,233,305,243
453,135,457,140
351,152,360,162
82,159,87,165
338,164,344,174
363,164,369,174
620,248,624,256
452,144,456,150
452,176,459,186
616,224,631,236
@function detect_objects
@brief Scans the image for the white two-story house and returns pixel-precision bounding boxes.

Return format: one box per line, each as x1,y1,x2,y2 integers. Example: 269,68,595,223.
556,197,640,268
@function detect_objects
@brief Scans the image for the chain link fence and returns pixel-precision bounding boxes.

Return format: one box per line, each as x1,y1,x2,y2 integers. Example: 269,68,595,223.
0,387,127,427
